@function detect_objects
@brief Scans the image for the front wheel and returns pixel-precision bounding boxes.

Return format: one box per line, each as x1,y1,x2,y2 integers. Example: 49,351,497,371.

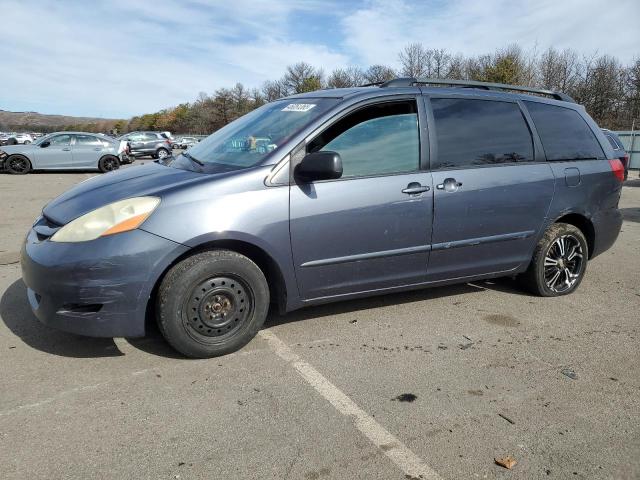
157,250,270,358
520,223,588,297
98,155,120,173
6,155,32,174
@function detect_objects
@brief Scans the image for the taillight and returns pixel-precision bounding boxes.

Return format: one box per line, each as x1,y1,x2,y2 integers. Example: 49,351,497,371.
622,153,629,168
608,159,625,182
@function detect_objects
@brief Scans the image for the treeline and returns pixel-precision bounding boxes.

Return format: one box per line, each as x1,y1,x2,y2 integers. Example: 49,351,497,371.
9,43,639,135
127,44,640,135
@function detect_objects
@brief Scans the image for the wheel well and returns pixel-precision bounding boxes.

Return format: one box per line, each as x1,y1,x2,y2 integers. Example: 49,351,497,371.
147,240,287,327
555,214,595,258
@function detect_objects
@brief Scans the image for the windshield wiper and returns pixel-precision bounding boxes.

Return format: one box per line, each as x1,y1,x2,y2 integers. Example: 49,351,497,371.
182,151,204,166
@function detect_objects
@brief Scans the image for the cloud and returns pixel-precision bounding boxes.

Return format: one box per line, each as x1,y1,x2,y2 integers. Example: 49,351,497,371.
0,0,347,117
342,0,640,68
0,0,637,117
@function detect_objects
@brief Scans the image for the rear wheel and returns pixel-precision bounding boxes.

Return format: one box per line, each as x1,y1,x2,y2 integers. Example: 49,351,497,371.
6,155,32,174
520,223,588,296
98,155,120,173
156,148,169,160
157,250,270,358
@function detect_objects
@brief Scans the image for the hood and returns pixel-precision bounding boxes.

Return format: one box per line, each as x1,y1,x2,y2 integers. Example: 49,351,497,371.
42,162,212,225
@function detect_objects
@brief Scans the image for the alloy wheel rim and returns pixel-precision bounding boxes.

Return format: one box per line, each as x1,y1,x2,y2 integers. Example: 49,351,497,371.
544,234,584,293
184,276,252,340
104,158,118,171
158,149,168,158
9,157,27,172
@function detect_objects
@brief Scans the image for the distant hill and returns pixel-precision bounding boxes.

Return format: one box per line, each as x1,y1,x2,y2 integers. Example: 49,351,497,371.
0,109,124,133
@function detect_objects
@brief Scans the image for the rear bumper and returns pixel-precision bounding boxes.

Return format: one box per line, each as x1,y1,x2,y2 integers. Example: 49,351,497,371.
591,207,623,258
21,227,189,337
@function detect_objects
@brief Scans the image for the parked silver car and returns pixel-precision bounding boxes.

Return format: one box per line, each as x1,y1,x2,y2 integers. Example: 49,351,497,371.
0,132,129,174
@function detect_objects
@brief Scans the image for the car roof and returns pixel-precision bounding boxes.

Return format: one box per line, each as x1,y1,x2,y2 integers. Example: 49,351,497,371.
285,85,580,109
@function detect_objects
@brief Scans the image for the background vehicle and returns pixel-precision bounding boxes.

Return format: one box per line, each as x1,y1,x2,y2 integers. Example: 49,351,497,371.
178,136,198,149
21,78,623,358
13,133,33,144
602,129,629,180
0,132,128,174
118,131,172,159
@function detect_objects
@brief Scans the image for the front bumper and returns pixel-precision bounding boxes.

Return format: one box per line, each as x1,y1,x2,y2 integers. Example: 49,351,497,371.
21,224,189,337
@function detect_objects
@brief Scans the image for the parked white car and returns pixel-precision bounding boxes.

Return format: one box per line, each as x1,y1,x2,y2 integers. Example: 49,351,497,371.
13,133,34,144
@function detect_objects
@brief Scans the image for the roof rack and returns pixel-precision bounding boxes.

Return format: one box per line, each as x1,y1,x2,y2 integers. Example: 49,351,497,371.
374,77,575,103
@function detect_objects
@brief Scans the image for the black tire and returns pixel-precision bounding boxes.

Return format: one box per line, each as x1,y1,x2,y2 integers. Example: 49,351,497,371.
519,223,588,297
6,154,32,174
156,148,169,160
24,140,31,145
157,250,270,358
98,155,120,173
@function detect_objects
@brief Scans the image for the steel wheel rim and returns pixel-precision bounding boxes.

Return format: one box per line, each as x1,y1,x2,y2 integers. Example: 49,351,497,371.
8,157,28,173
182,275,253,342
544,234,584,293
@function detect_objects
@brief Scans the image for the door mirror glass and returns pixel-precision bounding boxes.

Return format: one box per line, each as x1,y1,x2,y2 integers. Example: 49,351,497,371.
40,141,50,148
295,151,343,182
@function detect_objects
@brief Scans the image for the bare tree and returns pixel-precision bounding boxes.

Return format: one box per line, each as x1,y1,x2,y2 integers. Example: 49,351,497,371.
326,66,366,88
363,64,396,83
399,43,430,78
283,62,323,94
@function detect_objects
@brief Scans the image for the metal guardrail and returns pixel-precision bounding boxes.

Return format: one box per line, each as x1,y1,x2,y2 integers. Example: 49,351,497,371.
615,131,639,169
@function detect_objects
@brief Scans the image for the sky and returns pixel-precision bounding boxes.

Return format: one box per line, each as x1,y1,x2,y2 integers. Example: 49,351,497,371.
0,0,638,118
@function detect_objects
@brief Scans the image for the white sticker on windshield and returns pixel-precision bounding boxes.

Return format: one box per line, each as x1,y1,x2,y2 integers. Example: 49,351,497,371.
282,103,316,112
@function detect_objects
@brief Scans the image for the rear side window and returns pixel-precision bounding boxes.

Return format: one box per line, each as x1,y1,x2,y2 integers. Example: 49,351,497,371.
74,135,102,146
605,134,622,150
524,101,605,160
431,98,533,169
308,101,419,178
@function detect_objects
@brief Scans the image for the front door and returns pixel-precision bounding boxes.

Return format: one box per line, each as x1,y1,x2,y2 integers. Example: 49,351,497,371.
34,134,74,168
425,96,555,281
290,98,433,300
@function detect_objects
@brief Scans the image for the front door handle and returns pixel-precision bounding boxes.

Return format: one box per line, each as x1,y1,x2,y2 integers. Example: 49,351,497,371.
436,178,463,192
62,147,71,151
402,182,430,195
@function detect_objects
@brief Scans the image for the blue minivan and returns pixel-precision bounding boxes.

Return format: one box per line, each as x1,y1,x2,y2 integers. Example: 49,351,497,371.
21,78,624,358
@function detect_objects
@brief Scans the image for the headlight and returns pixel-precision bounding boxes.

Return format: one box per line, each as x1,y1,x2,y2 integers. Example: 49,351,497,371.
51,196,160,243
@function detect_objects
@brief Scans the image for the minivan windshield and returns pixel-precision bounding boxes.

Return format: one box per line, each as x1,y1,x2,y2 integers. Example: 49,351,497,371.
182,98,338,168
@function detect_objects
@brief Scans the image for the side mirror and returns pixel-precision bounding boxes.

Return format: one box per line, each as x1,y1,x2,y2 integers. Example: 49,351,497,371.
40,141,50,148
295,151,343,182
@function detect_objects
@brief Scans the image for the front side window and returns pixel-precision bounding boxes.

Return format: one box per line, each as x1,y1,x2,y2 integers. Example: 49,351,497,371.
49,134,72,146
307,101,420,178
524,101,605,161
431,98,534,169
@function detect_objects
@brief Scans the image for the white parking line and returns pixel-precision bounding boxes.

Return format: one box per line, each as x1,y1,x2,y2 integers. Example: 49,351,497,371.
258,329,442,480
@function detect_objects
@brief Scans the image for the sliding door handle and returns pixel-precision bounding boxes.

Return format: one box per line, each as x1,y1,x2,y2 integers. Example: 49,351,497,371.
436,178,462,192
402,182,430,195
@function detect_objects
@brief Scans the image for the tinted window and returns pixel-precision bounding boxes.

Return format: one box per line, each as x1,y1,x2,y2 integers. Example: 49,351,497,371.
74,135,101,146
143,133,159,141
524,101,605,160
308,101,419,178
605,134,622,150
49,134,71,146
431,99,533,169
